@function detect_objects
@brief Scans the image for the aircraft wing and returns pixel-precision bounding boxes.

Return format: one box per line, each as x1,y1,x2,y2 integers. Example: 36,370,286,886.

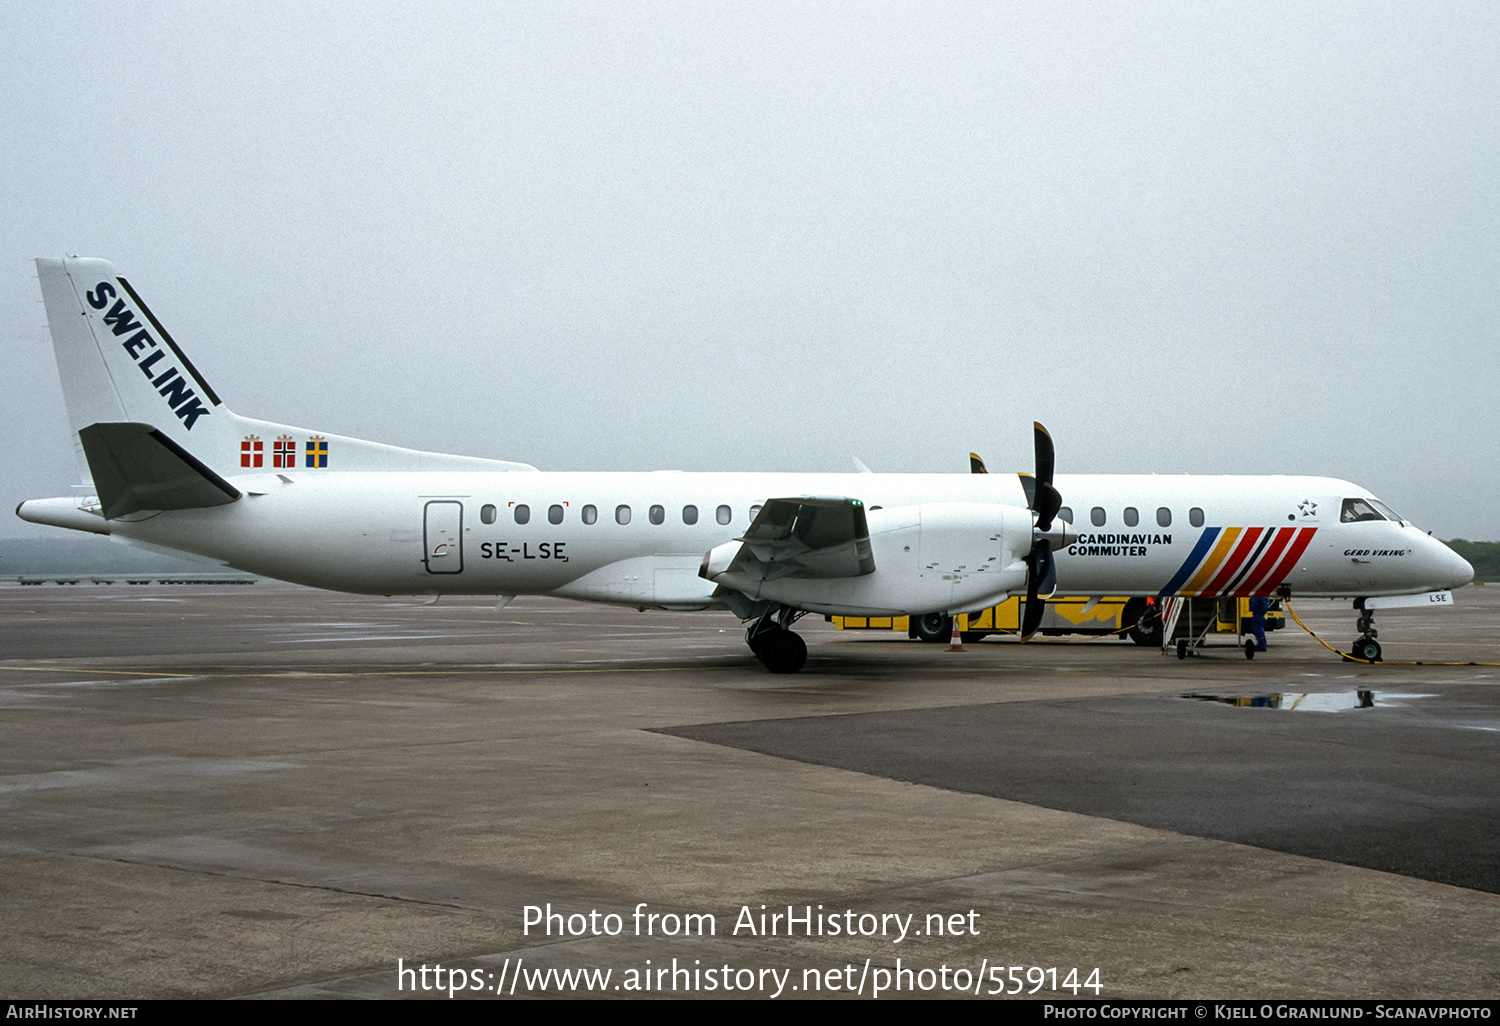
713,497,876,582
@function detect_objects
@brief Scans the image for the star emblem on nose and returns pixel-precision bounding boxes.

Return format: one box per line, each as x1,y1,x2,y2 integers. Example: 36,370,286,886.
1298,500,1318,517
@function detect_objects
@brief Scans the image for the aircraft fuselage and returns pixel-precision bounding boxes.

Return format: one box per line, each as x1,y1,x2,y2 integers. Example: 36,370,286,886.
37,469,1468,610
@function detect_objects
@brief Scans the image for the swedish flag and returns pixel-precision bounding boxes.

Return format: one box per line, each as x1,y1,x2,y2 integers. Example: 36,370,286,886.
306,436,329,468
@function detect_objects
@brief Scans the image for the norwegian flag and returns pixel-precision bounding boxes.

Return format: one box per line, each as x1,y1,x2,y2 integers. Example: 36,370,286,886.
273,435,297,469
240,435,263,468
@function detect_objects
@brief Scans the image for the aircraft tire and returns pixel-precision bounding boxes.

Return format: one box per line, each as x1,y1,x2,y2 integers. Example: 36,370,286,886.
913,613,953,644
759,630,807,674
747,626,779,656
1123,598,1160,647
1351,637,1382,663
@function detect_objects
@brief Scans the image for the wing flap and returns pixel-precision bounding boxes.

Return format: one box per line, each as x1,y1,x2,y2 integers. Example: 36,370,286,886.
716,497,876,582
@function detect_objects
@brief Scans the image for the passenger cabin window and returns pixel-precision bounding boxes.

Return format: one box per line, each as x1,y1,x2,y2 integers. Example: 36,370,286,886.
1341,498,1387,523
1189,507,1204,528
1058,507,1073,524
716,505,732,526
1090,507,1105,527
749,504,763,520
683,505,698,525
514,504,530,525
649,505,665,525
1123,507,1138,527
581,504,597,525
615,504,631,525
548,504,564,525
480,504,497,525
1157,507,1172,527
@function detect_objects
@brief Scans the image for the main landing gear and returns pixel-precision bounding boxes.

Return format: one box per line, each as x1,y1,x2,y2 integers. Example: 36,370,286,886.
746,605,808,674
1123,597,1162,647
1348,606,1382,663
911,612,954,644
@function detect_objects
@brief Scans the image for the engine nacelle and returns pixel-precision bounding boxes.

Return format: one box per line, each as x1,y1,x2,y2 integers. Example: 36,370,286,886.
708,502,1033,616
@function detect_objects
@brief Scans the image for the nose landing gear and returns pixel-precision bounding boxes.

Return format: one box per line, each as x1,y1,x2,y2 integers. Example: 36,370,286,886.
1348,607,1382,663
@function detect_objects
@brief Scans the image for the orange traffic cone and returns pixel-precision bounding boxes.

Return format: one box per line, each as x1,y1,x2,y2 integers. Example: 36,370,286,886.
949,621,964,652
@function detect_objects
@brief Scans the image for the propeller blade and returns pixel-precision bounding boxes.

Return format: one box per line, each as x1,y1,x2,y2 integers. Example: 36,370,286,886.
1033,422,1055,490
1034,480,1062,533
1021,590,1044,639
969,453,988,475
1029,423,1060,530
1022,424,1062,641
1036,540,1057,597
1017,472,1037,510
1021,540,1055,639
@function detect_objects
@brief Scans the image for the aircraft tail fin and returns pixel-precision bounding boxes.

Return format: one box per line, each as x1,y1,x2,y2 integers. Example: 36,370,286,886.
35,257,536,506
37,258,228,474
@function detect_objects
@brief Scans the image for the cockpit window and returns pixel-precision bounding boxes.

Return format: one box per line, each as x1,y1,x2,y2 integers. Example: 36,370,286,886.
1341,498,1387,523
1368,498,1404,524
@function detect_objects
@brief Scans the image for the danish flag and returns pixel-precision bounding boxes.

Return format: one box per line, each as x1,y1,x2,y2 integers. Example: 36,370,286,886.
240,435,263,468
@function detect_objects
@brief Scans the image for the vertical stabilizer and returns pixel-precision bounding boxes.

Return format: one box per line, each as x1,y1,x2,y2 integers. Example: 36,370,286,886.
36,257,228,469
34,257,537,482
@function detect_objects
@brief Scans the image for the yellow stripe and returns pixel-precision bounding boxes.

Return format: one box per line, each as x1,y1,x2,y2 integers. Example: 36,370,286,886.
1183,527,1241,595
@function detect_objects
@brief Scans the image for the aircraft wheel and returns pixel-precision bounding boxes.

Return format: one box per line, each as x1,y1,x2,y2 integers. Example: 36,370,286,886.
759,630,807,674
1124,598,1160,647
913,613,953,644
746,626,779,656
1244,639,1256,660
1351,637,1382,663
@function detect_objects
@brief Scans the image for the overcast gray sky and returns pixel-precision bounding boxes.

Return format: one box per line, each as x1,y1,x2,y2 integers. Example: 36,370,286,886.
4,1,1497,539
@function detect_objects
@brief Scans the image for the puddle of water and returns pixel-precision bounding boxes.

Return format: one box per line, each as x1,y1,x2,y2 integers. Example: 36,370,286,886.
1181,690,1437,712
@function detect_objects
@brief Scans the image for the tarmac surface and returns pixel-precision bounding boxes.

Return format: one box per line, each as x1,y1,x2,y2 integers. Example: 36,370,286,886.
2,581,1498,1000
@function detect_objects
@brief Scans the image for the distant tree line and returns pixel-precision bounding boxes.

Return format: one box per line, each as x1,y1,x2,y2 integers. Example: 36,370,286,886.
1445,539,1500,583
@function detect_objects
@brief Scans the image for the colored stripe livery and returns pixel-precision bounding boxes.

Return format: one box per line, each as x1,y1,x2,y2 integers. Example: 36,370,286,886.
1159,526,1317,598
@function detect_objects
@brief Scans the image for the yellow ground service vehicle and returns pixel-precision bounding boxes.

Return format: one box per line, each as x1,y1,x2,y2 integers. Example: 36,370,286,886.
831,596,1153,645
830,596,1282,648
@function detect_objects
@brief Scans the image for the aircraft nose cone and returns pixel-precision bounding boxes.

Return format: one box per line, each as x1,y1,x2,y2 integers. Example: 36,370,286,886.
1447,547,1475,589
1415,534,1473,590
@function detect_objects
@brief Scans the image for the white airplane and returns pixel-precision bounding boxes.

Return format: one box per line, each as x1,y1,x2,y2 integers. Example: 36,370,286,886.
18,258,1474,672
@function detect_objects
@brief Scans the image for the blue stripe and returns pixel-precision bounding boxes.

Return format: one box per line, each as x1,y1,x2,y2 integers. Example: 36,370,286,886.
1158,527,1220,597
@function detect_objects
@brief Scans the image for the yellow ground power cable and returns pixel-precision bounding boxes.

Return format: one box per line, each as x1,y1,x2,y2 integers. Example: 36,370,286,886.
1282,599,1500,667
1028,599,1500,666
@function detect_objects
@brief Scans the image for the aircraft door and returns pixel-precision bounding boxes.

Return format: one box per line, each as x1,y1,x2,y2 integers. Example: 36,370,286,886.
424,501,464,574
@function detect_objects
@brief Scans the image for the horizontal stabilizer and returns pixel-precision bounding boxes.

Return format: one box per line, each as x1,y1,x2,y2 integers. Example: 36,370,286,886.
79,422,242,520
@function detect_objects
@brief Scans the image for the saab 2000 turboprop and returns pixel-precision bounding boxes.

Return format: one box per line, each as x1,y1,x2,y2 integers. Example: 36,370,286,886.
17,258,1474,672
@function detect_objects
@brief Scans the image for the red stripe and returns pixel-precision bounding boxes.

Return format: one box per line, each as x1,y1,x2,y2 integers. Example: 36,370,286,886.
1199,527,1266,596
1235,527,1295,596
1259,527,1318,592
